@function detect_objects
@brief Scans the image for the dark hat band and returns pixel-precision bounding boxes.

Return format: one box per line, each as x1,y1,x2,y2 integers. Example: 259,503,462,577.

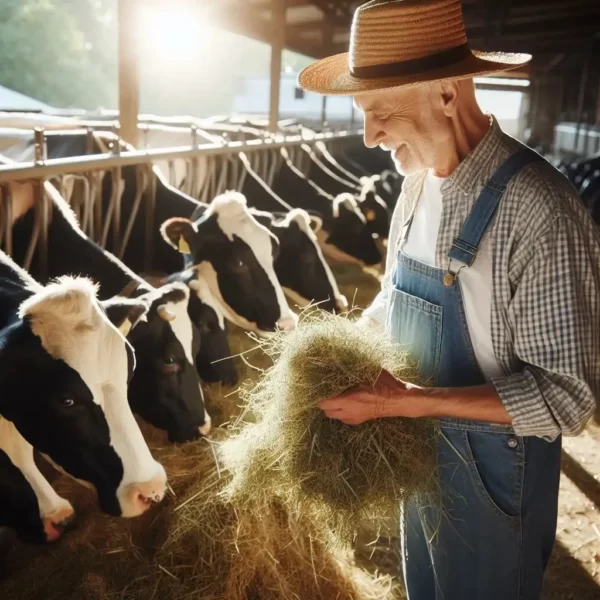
350,43,472,79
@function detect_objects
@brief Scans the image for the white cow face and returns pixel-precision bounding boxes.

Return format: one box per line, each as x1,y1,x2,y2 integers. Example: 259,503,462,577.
0,276,167,517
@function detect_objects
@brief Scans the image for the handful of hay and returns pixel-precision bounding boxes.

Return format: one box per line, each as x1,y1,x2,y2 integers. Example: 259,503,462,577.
222,310,439,544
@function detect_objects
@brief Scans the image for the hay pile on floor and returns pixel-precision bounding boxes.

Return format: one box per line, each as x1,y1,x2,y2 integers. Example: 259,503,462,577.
222,309,439,545
1,432,399,600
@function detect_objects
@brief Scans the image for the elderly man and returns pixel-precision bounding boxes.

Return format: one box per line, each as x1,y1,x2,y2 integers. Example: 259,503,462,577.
299,1,600,599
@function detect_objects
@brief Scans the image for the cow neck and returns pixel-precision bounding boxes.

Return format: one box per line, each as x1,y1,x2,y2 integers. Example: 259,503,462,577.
238,153,293,212
302,144,358,191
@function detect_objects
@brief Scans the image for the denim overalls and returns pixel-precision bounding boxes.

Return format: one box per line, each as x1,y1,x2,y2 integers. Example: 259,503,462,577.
386,149,563,599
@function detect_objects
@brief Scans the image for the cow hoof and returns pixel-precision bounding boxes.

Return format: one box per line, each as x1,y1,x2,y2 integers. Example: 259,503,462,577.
42,505,76,542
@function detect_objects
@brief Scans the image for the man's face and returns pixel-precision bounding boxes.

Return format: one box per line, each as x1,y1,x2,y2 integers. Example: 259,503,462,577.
354,84,452,176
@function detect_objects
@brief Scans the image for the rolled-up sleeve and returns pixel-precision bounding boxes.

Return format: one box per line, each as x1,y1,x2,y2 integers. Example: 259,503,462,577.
492,215,600,439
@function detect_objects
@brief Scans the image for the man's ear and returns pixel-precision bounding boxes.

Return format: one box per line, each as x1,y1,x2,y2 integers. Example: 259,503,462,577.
101,298,148,336
439,80,460,117
160,218,196,254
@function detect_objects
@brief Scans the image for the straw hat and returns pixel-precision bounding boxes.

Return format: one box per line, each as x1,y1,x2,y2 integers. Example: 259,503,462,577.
298,0,531,96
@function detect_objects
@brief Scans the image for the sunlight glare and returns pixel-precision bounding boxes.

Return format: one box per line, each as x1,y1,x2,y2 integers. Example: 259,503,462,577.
138,7,215,63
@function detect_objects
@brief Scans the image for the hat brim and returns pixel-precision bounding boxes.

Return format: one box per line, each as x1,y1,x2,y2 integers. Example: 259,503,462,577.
298,50,531,96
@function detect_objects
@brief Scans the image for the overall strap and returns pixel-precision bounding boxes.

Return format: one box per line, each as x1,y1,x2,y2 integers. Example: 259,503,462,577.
448,148,543,267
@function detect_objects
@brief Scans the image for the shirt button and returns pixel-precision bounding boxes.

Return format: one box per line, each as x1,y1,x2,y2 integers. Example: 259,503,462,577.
508,437,518,449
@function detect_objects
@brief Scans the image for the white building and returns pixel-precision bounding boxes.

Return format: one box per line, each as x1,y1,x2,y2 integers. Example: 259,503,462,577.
233,73,355,124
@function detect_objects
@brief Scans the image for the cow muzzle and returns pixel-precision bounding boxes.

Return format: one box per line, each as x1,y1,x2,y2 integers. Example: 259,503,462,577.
42,503,77,542
276,314,297,332
118,472,167,517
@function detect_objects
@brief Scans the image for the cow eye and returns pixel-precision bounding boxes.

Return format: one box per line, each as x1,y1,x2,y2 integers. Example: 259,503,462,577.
231,258,250,274
161,356,181,375
62,398,75,408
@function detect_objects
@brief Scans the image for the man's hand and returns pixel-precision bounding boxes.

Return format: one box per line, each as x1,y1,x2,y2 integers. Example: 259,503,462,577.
319,369,423,425
319,371,513,427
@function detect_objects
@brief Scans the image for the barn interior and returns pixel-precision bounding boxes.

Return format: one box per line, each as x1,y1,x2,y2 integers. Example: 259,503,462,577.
0,1,599,599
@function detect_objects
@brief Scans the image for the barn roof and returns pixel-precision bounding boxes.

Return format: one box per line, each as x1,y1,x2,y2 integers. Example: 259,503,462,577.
205,0,599,74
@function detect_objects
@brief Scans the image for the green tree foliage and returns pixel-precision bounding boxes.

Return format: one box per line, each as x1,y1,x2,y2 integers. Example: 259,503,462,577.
0,0,315,116
0,0,114,109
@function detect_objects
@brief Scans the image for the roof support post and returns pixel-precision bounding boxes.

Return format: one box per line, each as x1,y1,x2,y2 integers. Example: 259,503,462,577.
118,0,140,147
269,0,286,133
320,12,334,130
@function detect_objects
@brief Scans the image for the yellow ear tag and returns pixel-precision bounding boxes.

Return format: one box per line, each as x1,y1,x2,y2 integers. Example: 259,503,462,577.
178,236,191,254
118,319,133,337
366,209,376,221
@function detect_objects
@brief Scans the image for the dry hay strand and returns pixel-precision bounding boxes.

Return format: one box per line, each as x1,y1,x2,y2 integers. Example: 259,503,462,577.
222,309,439,545
1,429,398,600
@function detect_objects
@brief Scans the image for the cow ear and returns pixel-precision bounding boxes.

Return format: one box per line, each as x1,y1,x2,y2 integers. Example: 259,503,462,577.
101,298,148,336
308,214,322,233
160,218,196,254
333,193,358,217
249,209,274,230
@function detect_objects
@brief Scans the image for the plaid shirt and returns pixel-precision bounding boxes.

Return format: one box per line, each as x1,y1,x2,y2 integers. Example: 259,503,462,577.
364,116,600,440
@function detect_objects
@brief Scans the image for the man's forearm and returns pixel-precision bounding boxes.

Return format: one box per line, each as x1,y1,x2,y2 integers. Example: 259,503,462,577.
383,383,513,425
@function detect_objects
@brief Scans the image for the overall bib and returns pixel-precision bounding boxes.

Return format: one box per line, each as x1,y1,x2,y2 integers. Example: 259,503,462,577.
386,149,562,600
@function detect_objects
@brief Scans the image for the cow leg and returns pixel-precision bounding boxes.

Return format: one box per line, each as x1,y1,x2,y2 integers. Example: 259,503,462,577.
0,419,75,541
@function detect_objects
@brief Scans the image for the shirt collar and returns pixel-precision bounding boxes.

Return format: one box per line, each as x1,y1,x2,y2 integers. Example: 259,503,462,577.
441,114,503,195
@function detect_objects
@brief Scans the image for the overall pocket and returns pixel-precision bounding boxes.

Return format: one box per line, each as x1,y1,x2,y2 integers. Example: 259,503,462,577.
386,287,443,385
463,429,525,521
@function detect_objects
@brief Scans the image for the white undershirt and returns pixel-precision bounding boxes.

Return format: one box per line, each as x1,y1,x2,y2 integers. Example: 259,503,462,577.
402,170,503,381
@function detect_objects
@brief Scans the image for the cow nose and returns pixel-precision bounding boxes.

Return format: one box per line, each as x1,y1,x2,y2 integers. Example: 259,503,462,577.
42,503,77,542
277,314,297,331
198,412,212,437
121,474,167,517
336,295,349,312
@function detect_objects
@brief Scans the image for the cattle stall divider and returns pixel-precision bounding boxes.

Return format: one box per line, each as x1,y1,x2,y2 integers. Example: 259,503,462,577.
0,128,363,279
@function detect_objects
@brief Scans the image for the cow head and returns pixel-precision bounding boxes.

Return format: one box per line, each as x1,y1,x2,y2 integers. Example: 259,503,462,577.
165,270,238,386
358,176,392,238
109,283,212,443
0,276,167,517
320,193,382,266
250,208,348,313
160,191,297,335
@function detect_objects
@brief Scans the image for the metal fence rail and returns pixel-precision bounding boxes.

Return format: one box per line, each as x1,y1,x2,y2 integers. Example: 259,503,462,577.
0,129,363,183
0,125,364,278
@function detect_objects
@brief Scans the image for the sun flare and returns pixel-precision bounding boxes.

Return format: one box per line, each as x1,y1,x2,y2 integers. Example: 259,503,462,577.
137,7,215,63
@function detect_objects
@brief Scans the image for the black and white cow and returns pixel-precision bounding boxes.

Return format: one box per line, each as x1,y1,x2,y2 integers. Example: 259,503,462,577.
1,420,74,543
1,129,295,338
300,145,392,241
160,190,296,333
0,252,167,517
249,208,348,313
271,155,382,266
238,157,347,312
3,175,213,442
